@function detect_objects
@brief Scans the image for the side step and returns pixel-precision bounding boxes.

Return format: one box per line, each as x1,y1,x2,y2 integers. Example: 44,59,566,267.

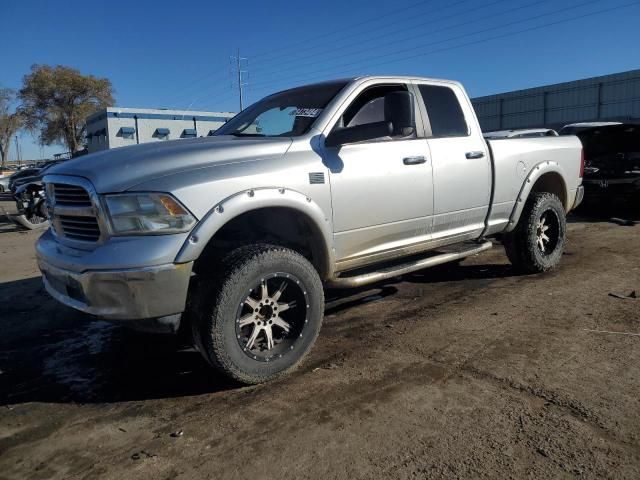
326,240,493,288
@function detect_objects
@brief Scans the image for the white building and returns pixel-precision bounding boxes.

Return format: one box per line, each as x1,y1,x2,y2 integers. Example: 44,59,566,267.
85,107,236,153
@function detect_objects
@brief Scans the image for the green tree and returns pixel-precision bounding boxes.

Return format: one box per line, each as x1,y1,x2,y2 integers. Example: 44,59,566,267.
19,65,114,154
0,88,23,168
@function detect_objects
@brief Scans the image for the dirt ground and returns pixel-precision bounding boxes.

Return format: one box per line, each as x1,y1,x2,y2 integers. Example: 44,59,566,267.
0,195,639,480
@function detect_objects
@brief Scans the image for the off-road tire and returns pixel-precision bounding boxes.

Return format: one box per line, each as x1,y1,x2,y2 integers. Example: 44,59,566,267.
192,244,324,384
503,192,566,273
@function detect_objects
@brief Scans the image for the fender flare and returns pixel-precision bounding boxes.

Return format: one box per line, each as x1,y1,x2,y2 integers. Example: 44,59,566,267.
175,187,335,277
504,161,568,233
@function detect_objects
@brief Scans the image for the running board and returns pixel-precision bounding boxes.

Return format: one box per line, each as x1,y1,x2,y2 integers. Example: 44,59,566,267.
326,241,493,289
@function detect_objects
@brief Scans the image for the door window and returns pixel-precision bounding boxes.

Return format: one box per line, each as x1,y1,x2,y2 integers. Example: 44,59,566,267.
418,84,468,138
337,84,415,140
346,97,385,127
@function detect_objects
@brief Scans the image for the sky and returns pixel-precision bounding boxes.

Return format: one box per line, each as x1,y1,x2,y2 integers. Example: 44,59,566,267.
2,0,639,160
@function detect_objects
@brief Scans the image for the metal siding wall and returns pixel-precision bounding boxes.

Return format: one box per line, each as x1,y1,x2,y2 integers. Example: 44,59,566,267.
472,69,640,131
600,78,640,118
472,100,501,131
545,85,598,124
502,94,544,129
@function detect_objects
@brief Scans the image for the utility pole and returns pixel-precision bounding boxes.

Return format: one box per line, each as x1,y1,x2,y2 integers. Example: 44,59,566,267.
14,135,21,166
236,48,244,111
231,48,248,111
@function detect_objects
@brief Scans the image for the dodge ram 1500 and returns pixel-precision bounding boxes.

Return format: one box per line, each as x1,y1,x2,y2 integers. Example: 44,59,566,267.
37,76,584,383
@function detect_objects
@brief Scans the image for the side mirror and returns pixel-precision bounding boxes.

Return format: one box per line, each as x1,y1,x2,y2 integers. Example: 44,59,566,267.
385,91,415,137
325,121,392,148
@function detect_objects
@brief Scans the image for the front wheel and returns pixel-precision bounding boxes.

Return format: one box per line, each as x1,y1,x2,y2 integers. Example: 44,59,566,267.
192,245,324,384
503,192,567,273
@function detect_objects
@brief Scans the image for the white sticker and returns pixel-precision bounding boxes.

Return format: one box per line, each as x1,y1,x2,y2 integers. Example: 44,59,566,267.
291,108,322,118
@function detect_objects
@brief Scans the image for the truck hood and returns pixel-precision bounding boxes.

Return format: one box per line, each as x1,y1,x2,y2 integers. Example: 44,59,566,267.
48,135,293,192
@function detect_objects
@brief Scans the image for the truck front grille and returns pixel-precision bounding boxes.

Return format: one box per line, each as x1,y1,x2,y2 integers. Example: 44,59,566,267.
46,179,103,244
52,183,92,207
58,215,101,242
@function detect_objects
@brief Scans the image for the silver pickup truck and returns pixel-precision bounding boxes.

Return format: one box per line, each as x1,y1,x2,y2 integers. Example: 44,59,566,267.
37,76,584,384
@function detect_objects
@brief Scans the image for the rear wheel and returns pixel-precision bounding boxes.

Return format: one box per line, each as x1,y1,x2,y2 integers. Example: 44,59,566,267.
503,192,566,273
192,244,324,384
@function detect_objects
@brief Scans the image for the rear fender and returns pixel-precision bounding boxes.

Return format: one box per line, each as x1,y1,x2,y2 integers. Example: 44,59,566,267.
504,161,568,233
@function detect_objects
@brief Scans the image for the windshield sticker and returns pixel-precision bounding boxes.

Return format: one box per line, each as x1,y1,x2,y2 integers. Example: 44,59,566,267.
291,108,322,118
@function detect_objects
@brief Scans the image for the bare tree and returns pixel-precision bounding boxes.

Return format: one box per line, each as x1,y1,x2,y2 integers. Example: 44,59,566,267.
19,65,114,154
0,88,23,168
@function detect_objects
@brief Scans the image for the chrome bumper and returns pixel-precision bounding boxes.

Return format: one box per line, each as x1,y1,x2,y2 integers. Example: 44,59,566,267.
38,258,193,321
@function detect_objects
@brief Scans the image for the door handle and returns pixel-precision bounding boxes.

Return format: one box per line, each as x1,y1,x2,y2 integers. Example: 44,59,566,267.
403,156,427,165
465,151,485,159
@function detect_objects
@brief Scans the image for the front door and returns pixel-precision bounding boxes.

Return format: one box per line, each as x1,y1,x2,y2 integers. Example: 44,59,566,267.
323,83,434,270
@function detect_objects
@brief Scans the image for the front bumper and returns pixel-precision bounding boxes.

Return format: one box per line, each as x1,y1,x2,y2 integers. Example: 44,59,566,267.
38,255,193,322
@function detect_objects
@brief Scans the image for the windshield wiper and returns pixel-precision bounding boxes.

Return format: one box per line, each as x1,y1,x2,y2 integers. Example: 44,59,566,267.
230,132,266,137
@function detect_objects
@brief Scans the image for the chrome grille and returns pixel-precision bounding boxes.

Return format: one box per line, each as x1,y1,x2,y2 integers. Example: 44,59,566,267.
52,183,92,206
46,178,103,244
58,215,101,242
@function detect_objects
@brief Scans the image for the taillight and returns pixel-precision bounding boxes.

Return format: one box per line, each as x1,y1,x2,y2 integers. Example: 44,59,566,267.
579,148,585,178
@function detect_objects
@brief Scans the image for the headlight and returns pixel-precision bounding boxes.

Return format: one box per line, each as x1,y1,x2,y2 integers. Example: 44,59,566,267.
104,193,196,235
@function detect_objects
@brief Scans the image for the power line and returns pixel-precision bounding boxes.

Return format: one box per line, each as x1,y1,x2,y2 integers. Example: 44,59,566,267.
169,0,546,108
163,47,248,109
164,0,515,109
156,61,230,105
162,69,232,108
247,0,437,62
248,0,474,68
247,0,626,92
256,1,639,102
179,0,639,112
249,0,549,78
164,0,440,104
175,86,239,118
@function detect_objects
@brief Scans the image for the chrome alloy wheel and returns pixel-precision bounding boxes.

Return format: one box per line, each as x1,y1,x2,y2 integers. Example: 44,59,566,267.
235,273,309,362
536,210,560,255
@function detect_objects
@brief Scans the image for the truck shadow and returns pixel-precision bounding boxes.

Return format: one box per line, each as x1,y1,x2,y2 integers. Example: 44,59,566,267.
0,195,23,233
0,277,237,406
569,202,640,224
0,261,524,406
0,221,23,233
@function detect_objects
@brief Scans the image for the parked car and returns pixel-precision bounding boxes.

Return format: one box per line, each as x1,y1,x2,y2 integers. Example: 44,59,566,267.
37,76,584,384
8,167,41,192
483,128,558,139
574,123,640,205
8,161,62,192
0,175,10,193
12,180,49,230
559,122,622,136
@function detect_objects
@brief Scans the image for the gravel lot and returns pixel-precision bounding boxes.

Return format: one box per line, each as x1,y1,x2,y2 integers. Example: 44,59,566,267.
0,195,639,480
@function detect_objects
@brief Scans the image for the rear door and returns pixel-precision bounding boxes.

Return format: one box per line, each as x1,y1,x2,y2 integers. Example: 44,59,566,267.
413,81,492,242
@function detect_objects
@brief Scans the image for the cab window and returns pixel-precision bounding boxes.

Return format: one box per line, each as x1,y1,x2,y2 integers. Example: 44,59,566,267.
418,84,469,138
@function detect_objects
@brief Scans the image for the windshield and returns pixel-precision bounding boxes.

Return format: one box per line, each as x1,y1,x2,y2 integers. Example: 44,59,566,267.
215,80,349,138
